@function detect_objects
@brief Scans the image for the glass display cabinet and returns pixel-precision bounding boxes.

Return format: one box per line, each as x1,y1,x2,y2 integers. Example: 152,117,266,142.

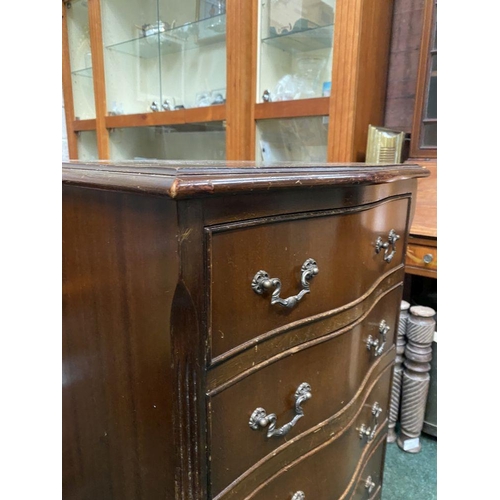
62,0,395,163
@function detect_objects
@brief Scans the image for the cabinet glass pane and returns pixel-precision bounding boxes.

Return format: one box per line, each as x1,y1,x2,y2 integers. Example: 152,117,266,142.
426,74,437,120
102,0,161,115
109,123,226,160
258,0,336,103
419,1,437,150
256,117,328,162
77,131,98,160
67,0,96,119
422,122,437,148
159,1,226,110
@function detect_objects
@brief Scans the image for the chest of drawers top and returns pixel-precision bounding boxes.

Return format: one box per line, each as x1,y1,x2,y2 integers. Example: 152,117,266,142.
62,160,428,199
62,161,429,500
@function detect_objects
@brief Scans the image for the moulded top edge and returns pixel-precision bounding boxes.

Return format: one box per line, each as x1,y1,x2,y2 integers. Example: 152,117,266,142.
62,160,430,199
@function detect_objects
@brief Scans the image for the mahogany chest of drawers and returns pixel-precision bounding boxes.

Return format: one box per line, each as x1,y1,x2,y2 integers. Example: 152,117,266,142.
62,161,429,499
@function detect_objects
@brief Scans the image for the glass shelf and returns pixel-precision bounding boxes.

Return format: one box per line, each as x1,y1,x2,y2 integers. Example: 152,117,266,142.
261,24,333,53
71,67,93,79
106,14,226,59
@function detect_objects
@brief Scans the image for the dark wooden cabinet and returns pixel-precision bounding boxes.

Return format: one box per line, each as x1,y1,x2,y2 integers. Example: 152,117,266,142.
62,161,429,499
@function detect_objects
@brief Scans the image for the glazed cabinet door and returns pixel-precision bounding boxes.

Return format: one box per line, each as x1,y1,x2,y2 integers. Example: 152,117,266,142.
255,0,335,162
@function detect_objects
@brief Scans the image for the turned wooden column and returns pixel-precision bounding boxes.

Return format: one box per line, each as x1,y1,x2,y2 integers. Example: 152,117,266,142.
397,305,436,453
387,300,410,443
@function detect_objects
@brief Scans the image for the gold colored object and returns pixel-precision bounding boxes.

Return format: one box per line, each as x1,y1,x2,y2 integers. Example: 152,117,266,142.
366,125,405,164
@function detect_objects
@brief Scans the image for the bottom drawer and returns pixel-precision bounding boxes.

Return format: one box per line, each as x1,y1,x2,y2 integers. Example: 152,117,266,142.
247,367,393,500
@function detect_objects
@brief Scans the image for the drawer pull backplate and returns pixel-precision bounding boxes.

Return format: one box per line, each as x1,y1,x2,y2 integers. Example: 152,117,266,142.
249,383,312,438
365,320,390,357
357,402,383,443
365,476,376,493
251,258,319,309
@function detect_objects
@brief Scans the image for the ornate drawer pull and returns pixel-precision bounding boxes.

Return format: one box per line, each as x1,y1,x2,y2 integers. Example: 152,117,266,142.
375,229,400,263
291,492,305,500
365,320,390,357
249,383,312,438
357,402,382,443
251,258,319,309
365,476,376,494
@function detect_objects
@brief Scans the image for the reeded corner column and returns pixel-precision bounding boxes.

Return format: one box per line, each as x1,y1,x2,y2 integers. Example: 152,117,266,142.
397,305,436,453
387,300,410,443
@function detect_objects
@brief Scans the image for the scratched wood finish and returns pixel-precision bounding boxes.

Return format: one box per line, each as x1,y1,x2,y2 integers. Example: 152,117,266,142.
61,162,429,199
209,288,400,495
62,162,426,499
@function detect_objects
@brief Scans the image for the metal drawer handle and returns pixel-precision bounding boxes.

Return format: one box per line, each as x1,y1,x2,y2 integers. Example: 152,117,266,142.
292,492,305,500
375,229,400,263
249,383,312,438
365,476,376,493
357,402,382,443
366,320,390,357
252,258,319,309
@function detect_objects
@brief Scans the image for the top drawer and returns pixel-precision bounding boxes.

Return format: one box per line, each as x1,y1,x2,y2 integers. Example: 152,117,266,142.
207,197,410,361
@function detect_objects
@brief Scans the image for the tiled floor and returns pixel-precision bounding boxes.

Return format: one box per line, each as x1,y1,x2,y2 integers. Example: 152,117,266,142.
382,433,437,499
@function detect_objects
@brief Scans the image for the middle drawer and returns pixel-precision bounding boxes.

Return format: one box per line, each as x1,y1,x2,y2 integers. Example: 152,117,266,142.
208,285,400,497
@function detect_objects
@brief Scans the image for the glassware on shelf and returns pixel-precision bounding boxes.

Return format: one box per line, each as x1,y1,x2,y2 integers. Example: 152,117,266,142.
195,91,212,107
195,88,226,107
270,55,326,101
295,55,326,97
137,20,173,44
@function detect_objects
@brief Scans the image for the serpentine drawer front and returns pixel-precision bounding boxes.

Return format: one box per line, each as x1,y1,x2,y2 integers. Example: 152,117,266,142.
62,162,428,500
226,367,393,500
208,197,410,362
209,287,400,495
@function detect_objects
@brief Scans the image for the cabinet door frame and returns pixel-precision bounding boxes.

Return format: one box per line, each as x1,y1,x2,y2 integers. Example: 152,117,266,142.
410,0,437,159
